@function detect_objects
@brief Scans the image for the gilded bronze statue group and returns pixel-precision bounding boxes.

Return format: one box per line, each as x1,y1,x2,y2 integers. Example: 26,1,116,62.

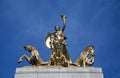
18,15,95,67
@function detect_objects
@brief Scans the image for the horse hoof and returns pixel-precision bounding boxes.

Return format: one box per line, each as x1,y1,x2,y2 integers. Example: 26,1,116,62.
18,59,22,63
18,61,21,63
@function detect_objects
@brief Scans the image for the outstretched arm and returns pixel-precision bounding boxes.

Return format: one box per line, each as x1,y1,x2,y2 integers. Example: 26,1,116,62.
61,14,67,32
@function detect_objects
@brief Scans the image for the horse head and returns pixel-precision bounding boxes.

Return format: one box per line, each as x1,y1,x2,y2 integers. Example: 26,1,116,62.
85,45,95,56
24,45,36,53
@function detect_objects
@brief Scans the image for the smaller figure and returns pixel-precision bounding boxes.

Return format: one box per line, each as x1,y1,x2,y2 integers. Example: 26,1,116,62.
74,45,95,67
18,45,48,66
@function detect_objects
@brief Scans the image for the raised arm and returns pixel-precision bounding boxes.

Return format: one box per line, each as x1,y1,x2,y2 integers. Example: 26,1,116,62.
61,14,67,32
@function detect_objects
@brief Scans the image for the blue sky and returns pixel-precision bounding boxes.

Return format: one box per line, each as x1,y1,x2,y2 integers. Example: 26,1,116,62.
0,0,120,78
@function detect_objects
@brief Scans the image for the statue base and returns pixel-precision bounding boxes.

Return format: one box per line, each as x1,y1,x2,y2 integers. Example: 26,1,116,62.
14,66,104,78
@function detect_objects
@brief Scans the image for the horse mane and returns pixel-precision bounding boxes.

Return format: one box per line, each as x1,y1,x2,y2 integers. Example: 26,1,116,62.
83,45,94,52
31,45,37,50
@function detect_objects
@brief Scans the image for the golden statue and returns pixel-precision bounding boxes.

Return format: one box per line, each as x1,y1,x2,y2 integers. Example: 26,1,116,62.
74,45,95,67
18,15,95,67
45,15,72,66
18,45,48,66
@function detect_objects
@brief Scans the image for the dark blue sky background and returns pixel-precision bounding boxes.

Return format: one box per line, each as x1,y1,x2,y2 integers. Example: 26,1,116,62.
0,0,120,78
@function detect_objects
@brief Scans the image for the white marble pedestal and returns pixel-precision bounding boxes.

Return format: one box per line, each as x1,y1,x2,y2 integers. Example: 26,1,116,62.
14,66,104,78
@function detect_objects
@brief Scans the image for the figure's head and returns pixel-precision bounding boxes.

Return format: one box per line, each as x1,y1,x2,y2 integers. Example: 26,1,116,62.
55,25,60,31
24,45,36,52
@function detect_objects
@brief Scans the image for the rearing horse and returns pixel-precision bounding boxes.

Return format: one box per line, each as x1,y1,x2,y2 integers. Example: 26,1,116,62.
18,45,46,66
74,45,95,67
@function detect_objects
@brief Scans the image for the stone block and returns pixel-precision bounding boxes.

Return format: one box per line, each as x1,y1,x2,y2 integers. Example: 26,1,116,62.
14,66,104,78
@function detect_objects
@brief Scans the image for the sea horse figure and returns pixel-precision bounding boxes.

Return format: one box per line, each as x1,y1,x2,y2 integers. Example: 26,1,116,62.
74,45,95,67
18,45,48,66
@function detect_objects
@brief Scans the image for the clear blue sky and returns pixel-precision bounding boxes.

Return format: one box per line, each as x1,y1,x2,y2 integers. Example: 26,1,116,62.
0,0,120,78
